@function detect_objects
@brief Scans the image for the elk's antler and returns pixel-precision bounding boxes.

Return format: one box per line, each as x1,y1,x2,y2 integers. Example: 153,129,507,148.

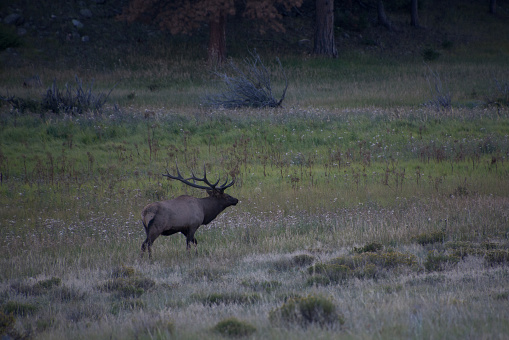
163,162,235,192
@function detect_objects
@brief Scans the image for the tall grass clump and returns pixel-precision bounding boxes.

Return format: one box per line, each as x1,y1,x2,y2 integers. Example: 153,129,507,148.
489,79,509,106
42,76,116,114
424,65,451,110
1,76,115,114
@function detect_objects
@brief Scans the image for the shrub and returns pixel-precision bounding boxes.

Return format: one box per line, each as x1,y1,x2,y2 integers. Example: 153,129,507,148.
1,76,115,114
487,79,509,106
111,299,145,314
354,242,383,253
241,280,282,293
424,66,452,110
42,76,115,115
100,277,155,298
269,295,343,328
34,277,61,290
213,317,257,337
292,254,315,266
0,95,40,113
424,251,460,271
485,250,509,266
0,310,15,335
11,277,62,296
203,51,288,109
308,263,352,283
2,301,38,316
193,292,260,305
111,265,137,278
51,286,86,302
329,251,417,270
493,291,509,300
412,231,446,246
306,275,331,287
307,250,417,285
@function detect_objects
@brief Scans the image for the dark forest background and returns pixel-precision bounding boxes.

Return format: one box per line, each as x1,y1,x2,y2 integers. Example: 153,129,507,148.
1,0,508,70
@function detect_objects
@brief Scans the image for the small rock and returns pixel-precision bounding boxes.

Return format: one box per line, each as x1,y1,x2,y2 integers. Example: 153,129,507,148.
81,35,89,42
72,19,84,29
4,13,24,26
80,9,92,18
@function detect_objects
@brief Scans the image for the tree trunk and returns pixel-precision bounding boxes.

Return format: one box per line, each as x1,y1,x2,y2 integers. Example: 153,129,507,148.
410,0,419,27
489,0,496,14
208,13,226,65
377,0,392,31
313,0,337,57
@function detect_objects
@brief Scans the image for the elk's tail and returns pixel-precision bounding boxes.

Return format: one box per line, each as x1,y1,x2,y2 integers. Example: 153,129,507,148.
141,213,156,234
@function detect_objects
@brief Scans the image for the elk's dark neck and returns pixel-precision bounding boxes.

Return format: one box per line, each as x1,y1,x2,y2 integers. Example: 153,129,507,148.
201,197,225,225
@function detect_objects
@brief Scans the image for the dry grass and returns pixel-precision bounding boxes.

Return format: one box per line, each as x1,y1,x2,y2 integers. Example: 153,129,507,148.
1,186,508,338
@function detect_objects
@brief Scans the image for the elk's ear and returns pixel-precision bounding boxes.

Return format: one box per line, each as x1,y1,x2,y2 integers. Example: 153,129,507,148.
206,189,214,196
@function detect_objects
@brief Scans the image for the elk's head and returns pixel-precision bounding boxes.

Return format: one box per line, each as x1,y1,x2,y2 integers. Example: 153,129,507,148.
206,189,238,206
163,163,238,205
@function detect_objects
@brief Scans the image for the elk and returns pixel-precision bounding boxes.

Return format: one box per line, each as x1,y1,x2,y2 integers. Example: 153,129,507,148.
141,165,238,258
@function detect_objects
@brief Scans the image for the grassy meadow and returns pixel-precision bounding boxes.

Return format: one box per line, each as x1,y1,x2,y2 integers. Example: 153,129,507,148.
1,99,509,339
1,5,509,338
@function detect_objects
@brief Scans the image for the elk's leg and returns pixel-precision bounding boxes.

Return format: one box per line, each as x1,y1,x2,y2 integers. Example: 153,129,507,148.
182,230,198,253
141,238,152,258
141,230,160,259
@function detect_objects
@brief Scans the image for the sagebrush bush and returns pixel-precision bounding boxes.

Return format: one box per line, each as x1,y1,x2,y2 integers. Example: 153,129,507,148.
34,277,61,290
308,250,418,285
213,317,257,337
193,292,260,305
2,301,38,316
354,242,383,253
269,295,343,328
0,310,15,335
10,277,61,296
485,250,509,266
308,263,352,283
292,254,315,266
111,265,137,278
424,251,460,271
412,231,446,246
241,280,282,293
100,277,155,298
111,299,145,314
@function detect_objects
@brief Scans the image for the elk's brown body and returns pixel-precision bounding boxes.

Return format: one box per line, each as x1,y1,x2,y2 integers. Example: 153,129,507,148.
141,166,238,258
